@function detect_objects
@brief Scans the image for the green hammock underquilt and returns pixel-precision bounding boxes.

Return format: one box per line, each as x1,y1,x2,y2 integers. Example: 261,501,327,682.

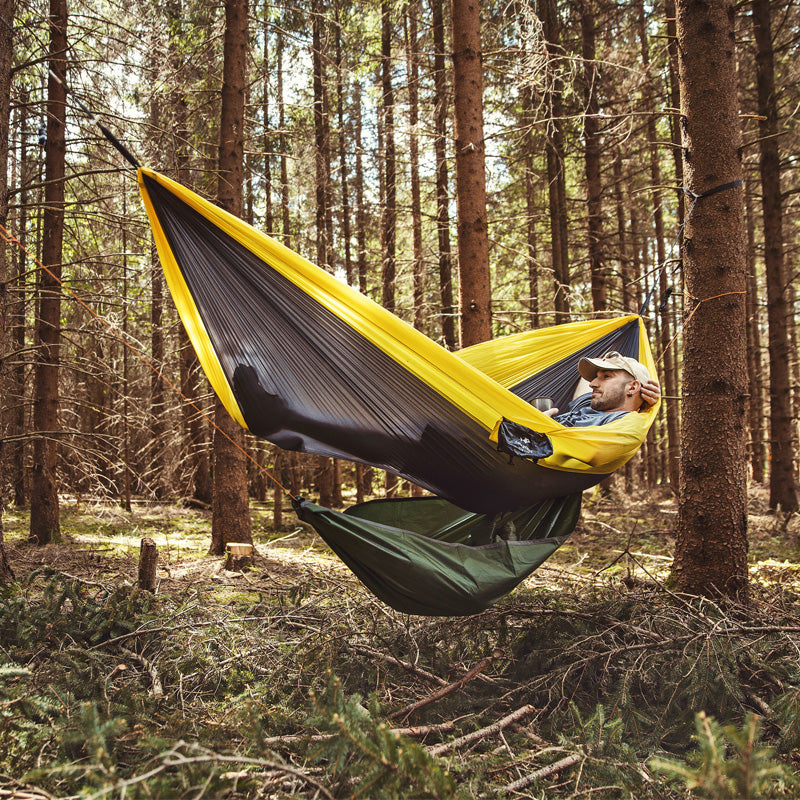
294,492,582,616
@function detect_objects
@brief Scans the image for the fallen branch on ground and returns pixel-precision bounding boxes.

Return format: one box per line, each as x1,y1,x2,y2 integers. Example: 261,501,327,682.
390,650,502,721
120,646,164,697
428,704,536,756
500,752,583,794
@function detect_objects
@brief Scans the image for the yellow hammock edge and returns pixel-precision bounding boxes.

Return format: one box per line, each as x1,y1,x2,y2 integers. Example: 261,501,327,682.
138,167,659,476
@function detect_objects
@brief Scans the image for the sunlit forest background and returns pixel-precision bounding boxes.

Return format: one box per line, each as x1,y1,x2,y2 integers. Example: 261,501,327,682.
1,0,796,508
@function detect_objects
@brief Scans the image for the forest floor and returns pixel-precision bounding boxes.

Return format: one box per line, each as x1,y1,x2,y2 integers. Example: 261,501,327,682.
2,485,800,799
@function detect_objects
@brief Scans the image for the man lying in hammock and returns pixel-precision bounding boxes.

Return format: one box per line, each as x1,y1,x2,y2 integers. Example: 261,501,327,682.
545,351,661,428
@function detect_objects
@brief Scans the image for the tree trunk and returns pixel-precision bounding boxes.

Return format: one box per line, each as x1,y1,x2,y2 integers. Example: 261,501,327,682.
743,184,765,485
612,153,634,313
277,30,291,249
30,0,68,545
431,0,456,348
381,0,397,314
538,0,569,321
210,0,253,555
522,85,539,327
580,0,606,313
354,81,368,294
406,3,424,331
120,186,133,511
149,239,167,499
752,0,798,512
262,4,273,236
3,13,25,508
334,12,354,287
312,11,330,273
673,0,748,599
452,0,491,346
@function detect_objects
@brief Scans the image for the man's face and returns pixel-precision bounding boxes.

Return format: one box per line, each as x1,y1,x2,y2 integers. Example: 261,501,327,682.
589,369,634,411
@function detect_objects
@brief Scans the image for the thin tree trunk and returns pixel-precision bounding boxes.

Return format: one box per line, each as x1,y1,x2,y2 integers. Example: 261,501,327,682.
277,30,291,249
9,87,27,506
120,185,132,511
381,0,397,314
522,85,539,327
30,0,68,545
262,4,273,236
581,0,606,313
452,0,491,346
406,2,424,330
538,0,569,321
673,0,748,599
743,182,765,485
272,449,283,530
431,0,456,348
752,0,798,512
210,0,253,555
149,238,167,499
174,96,212,506
334,10,354,287
613,153,633,313
312,11,330,273
354,81,368,294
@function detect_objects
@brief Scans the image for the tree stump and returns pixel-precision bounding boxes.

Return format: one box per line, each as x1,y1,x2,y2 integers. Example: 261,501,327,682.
138,537,158,591
225,542,253,571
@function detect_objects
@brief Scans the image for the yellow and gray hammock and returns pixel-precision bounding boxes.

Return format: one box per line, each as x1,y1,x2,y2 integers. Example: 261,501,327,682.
138,168,659,616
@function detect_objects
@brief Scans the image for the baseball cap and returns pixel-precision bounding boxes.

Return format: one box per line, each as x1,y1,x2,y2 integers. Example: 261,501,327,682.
578,350,651,385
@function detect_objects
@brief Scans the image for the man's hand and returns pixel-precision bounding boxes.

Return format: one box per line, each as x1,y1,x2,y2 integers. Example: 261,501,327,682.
543,407,560,417
639,378,661,407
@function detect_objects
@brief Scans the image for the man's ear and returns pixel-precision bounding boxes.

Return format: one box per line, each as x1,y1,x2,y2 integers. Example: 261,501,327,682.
627,380,641,397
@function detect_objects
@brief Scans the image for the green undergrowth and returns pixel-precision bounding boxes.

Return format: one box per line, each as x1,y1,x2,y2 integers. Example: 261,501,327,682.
1,568,800,798
2,497,800,798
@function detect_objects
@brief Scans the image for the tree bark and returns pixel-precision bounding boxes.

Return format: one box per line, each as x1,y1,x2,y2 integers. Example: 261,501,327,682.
210,0,253,555
277,32,291,249
381,0,397,314
406,3,424,331
334,12,354,287
580,0,606,312
10,108,27,507
30,0,68,545
354,81,368,294
452,0,491,346
538,0,569,321
752,0,798,512
312,10,331,273
673,0,748,599
431,0,456,348
743,180,765,485
262,4,274,236
522,85,539,327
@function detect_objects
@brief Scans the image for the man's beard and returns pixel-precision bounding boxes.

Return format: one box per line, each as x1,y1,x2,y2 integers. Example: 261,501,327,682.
590,384,626,411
